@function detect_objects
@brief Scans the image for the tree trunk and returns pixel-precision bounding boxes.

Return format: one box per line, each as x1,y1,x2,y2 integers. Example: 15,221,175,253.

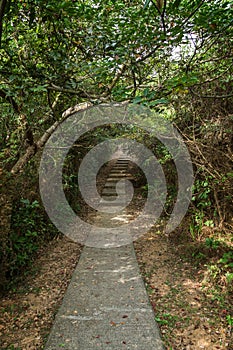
11,102,92,175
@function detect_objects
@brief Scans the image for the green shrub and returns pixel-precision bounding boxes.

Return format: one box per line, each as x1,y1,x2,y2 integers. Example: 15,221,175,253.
7,198,58,280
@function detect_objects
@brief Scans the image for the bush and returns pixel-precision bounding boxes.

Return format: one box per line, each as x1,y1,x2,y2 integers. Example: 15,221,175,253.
6,198,58,282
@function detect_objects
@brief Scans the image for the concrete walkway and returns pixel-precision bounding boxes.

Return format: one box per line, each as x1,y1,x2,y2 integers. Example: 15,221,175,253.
44,158,164,349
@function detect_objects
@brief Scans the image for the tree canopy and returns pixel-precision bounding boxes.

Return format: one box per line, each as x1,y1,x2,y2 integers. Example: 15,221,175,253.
1,0,232,144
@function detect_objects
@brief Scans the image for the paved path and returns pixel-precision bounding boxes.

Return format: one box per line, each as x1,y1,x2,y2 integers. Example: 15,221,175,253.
44,158,164,349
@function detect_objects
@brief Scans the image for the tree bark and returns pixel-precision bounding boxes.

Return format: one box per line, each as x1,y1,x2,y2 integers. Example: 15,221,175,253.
10,102,92,175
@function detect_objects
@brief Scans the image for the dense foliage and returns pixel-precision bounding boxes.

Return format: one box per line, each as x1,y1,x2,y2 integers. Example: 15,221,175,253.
0,0,232,311
1,0,232,146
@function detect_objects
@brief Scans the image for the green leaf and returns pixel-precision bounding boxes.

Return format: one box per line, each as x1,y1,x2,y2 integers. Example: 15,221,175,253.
30,85,48,93
133,96,143,104
144,0,151,10
149,98,169,106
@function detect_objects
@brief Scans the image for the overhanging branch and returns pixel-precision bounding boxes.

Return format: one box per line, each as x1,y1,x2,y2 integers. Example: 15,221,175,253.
48,64,127,100
10,102,92,175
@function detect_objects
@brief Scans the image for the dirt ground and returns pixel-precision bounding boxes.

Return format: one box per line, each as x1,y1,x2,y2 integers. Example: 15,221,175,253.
134,226,232,350
130,188,233,349
0,160,232,349
0,237,82,349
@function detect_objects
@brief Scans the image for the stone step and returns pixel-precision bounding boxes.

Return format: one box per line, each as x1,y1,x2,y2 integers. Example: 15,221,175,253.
104,182,119,188
113,164,128,167
108,173,132,178
113,162,129,166
116,161,129,164
110,169,128,172
113,166,128,170
102,189,124,196
106,177,134,183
